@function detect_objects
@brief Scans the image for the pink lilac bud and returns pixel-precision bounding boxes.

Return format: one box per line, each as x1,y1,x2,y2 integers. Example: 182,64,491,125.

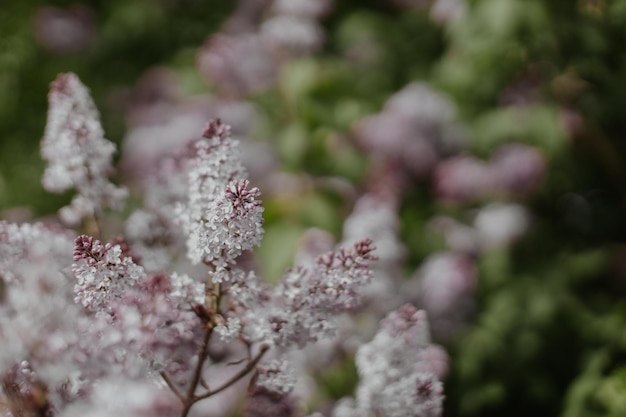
41,73,128,225
203,118,232,139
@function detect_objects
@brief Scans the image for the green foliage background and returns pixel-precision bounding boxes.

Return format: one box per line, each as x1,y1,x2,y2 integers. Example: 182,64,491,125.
2,1,626,416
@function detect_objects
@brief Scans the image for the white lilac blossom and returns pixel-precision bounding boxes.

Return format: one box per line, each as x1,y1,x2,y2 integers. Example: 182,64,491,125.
336,304,444,417
41,73,128,225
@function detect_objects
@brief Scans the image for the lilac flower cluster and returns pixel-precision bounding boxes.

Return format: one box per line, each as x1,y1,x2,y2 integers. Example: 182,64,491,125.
1,72,438,417
41,73,128,226
334,305,444,417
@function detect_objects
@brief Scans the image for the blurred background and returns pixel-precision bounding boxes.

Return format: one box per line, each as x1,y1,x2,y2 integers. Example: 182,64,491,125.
2,0,626,416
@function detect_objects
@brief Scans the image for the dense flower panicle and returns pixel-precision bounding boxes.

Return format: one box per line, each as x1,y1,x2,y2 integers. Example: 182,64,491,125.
41,72,128,225
244,239,377,348
72,235,146,312
337,304,444,417
177,123,265,267
77,272,203,379
313,239,377,310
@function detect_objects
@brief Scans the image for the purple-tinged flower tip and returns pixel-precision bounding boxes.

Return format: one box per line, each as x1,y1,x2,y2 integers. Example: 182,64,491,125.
316,238,377,270
73,234,107,264
202,118,232,139
225,179,263,216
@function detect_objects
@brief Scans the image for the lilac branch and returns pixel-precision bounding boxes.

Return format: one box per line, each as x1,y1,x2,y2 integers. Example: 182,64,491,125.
179,325,214,417
194,344,269,401
160,371,184,404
